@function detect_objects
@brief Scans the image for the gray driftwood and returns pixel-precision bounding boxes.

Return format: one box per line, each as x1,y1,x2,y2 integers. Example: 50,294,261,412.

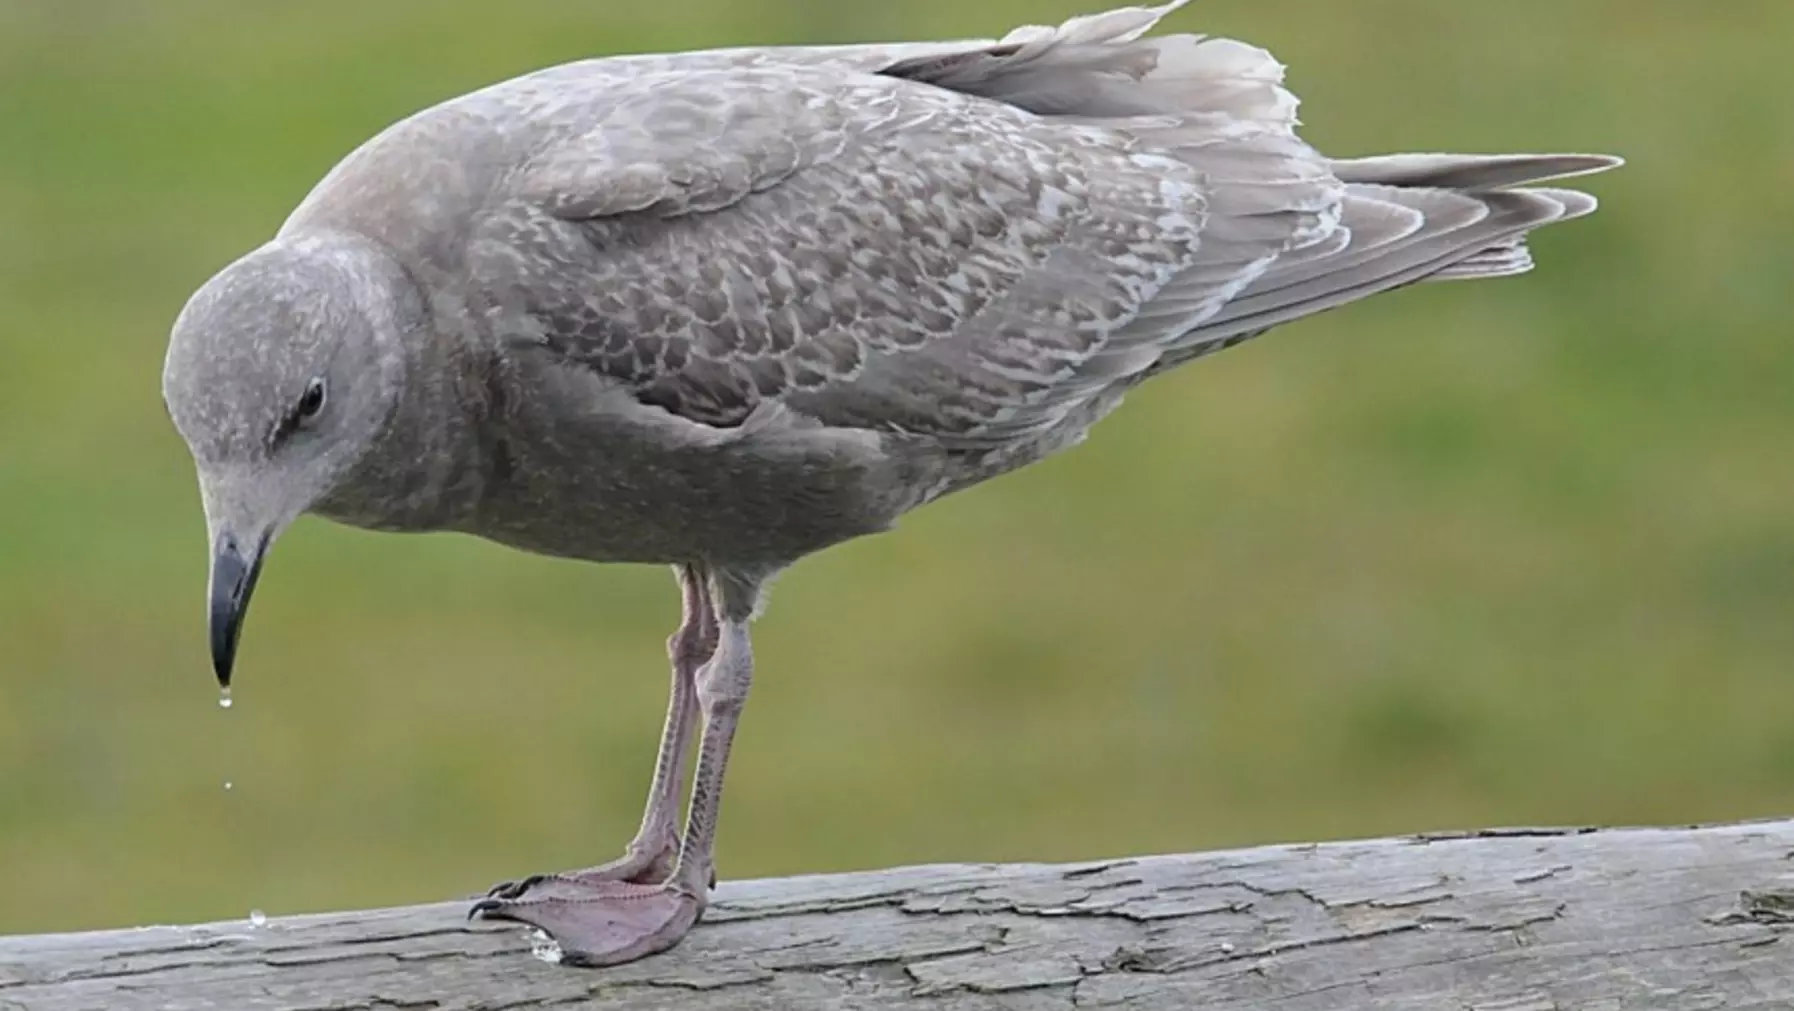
5,821,1794,1010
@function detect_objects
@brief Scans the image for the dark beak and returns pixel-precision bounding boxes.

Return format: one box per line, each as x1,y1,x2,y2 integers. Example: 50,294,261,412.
209,532,267,688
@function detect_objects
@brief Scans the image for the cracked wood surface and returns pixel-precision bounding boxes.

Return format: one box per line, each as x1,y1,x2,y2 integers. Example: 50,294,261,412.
5,821,1794,1010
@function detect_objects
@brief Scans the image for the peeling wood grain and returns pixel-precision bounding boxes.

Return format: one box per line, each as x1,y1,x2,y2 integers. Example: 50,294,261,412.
4,821,1794,1009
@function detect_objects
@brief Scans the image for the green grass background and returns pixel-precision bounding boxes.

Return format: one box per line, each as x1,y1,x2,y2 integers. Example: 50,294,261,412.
2,0,1790,935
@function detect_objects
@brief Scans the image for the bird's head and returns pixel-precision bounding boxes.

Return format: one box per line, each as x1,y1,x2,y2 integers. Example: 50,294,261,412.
162,235,410,688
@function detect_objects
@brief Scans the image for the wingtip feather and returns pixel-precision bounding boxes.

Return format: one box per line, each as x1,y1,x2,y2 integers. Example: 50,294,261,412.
1331,152,1624,190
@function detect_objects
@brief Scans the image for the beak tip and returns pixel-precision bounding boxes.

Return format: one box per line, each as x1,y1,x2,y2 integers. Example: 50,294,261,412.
208,532,263,692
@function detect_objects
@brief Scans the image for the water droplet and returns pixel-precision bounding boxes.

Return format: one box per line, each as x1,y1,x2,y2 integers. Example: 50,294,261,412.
218,688,233,710
248,909,266,928
528,928,563,964
223,780,233,791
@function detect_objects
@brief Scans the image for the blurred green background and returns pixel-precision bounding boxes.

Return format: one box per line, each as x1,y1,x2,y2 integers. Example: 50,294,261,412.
2,0,1790,936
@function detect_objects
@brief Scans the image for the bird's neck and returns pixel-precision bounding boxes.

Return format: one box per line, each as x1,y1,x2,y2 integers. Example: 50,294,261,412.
303,231,492,534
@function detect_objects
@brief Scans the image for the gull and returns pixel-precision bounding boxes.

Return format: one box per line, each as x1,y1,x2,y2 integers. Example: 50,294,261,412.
161,0,1619,966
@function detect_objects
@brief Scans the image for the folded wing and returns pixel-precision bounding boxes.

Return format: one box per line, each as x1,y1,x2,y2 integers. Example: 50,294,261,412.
473,0,1617,448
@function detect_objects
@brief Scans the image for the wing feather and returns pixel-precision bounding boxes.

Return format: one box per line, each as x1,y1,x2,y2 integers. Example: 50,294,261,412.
457,1,1616,454
472,68,1214,441
473,1,1344,447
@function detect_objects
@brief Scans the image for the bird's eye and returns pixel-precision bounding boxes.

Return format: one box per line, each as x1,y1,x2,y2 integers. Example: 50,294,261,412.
269,377,328,449
297,378,327,421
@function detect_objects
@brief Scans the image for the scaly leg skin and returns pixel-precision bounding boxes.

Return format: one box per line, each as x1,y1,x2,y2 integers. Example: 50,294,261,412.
483,565,714,899
472,570,756,967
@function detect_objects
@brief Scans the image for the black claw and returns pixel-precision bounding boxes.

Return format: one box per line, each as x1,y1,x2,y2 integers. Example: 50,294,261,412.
482,873,554,901
469,895,525,922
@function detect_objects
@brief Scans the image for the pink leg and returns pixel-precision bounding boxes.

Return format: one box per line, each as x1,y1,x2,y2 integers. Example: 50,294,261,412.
473,568,757,967
482,565,711,897
661,609,751,898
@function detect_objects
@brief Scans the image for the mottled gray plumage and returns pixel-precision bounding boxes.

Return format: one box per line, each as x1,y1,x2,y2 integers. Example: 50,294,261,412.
162,0,1620,967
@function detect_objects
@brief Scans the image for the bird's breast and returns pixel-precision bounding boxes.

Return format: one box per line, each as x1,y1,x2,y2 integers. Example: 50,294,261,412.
459,389,914,567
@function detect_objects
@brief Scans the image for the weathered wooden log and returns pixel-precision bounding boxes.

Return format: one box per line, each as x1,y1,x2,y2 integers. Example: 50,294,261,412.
5,821,1794,1010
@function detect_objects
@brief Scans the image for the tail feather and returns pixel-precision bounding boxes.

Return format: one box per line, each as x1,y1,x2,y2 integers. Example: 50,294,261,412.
1428,238,1534,282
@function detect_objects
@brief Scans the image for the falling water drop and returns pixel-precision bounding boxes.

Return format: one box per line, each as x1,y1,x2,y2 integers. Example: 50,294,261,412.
248,909,267,928
223,780,233,791
218,687,233,710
